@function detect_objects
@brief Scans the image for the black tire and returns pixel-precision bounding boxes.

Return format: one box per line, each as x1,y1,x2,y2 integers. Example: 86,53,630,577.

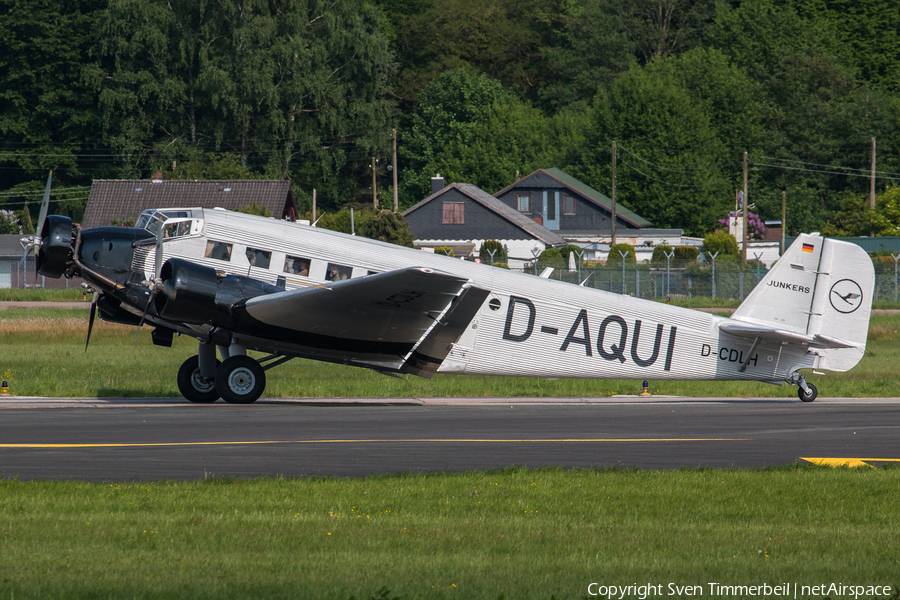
215,355,266,404
177,355,220,403
798,382,818,402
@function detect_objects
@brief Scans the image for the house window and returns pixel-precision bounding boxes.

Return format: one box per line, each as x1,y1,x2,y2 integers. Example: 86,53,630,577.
563,195,576,215
442,202,465,224
517,193,531,213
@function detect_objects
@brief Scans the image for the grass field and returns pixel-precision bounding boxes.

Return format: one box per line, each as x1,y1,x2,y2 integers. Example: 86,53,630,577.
1,308,899,398
0,467,898,599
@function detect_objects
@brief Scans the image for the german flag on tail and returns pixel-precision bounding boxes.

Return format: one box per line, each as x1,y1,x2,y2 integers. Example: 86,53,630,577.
802,243,815,253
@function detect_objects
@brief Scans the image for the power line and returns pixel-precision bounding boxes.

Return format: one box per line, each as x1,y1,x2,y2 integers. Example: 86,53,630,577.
751,161,900,182
750,154,900,178
617,144,732,174
618,159,729,189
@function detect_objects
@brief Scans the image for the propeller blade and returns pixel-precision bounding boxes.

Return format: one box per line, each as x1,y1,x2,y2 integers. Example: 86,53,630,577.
132,293,153,342
154,222,165,278
35,170,52,241
85,293,98,352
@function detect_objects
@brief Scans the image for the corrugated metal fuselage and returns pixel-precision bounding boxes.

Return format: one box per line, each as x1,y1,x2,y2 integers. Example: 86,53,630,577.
144,209,815,383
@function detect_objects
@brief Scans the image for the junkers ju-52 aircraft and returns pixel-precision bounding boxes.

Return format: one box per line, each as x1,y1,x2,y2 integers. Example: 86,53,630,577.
24,179,874,404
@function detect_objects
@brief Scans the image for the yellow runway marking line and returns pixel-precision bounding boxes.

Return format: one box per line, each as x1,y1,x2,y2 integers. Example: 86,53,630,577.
801,457,900,468
0,438,748,449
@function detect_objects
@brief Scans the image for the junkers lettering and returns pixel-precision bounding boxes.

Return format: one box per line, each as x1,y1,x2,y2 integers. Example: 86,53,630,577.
766,280,810,293
502,296,677,371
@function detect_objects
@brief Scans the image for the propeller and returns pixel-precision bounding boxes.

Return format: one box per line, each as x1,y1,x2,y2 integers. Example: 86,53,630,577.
85,291,98,352
132,223,166,341
19,170,53,267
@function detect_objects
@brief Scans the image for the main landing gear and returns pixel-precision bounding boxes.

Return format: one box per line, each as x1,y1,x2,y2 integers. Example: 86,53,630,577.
176,342,292,404
787,372,818,403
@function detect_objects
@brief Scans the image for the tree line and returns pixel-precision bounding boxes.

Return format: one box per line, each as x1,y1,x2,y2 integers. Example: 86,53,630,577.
1,0,898,237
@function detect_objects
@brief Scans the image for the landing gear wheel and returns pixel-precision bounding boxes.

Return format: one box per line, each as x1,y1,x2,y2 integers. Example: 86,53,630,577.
798,382,818,402
177,355,220,403
216,355,266,404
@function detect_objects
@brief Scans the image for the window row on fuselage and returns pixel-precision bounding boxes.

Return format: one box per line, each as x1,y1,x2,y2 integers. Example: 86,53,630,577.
203,240,376,283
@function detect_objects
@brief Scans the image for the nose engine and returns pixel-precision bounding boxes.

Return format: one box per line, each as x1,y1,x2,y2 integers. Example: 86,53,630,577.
35,215,75,278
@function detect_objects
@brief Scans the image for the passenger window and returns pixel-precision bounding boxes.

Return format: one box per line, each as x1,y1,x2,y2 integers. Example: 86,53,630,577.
246,247,271,269
284,255,311,277
205,241,233,261
326,263,352,281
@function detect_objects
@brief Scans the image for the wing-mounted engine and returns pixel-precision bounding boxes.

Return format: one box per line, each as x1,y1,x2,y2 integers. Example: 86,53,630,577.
154,258,281,327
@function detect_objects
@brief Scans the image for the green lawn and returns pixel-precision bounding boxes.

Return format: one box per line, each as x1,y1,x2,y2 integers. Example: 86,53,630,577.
1,309,899,398
0,468,898,599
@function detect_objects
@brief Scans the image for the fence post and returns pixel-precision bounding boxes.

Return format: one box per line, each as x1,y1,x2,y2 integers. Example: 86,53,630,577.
708,251,719,299
664,250,674,298
486,248,497,266
618,251,628,295
575,250,584,283
634,264,640,297
893,253,900,302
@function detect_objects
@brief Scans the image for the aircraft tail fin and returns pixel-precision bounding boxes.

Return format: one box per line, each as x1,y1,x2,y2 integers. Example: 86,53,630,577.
730,234,874,372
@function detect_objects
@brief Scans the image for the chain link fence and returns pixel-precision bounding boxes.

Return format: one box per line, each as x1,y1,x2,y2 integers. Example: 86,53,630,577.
515,257,900,303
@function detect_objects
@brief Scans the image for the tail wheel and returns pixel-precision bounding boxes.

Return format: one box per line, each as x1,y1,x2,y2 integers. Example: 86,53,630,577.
177,355,220,403
798,383,818,402
216,355,266,404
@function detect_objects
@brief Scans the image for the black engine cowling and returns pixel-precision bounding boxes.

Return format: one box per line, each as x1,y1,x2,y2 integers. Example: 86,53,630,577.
36,215,74,278
154,258,281,327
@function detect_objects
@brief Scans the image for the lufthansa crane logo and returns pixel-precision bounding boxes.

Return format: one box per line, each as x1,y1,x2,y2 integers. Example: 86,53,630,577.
829,279,863,314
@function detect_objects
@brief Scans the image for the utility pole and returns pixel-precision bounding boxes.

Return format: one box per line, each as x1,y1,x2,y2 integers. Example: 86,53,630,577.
611,140,617,247
372,157,378,209
781,189,786,255
870,137,876,210
312,188,317,224
392,129,398,212
742,151,748,261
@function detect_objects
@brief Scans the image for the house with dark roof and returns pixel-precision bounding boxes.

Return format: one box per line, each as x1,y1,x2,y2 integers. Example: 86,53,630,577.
82,178,298,228
494,168,686,261
494,167,650,232
401,181,566,266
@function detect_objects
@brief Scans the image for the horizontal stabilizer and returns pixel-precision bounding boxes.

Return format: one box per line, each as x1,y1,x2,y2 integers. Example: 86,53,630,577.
718,321,859,349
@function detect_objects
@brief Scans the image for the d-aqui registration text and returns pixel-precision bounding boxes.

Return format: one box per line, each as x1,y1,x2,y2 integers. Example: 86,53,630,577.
586,583,895,599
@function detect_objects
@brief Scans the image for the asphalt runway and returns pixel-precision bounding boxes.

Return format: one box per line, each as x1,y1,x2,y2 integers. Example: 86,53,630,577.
1,396,899,480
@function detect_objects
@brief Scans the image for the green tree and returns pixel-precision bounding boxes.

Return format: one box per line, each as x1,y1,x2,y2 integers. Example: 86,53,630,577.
18,202,34,235
89,0,395,203
357,209,415,247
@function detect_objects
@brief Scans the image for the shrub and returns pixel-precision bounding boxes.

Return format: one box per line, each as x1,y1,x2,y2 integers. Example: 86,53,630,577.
701,230,739,257
673,245,699,260
607,243,636,265
651,244,675,264
479,239,507,263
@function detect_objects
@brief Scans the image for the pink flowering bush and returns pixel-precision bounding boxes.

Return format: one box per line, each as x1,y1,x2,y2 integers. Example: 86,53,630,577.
718,211,766,240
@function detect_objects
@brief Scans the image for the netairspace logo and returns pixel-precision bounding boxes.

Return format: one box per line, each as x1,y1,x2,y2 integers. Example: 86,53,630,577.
586,582,895,599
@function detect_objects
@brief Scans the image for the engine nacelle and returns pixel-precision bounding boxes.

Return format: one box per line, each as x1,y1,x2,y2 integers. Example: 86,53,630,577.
154,259,220,325
154,258,281,327
36,215,74,278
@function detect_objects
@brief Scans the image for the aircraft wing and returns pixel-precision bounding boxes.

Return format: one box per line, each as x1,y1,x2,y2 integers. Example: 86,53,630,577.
238,267,486,373
718,321,860,349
